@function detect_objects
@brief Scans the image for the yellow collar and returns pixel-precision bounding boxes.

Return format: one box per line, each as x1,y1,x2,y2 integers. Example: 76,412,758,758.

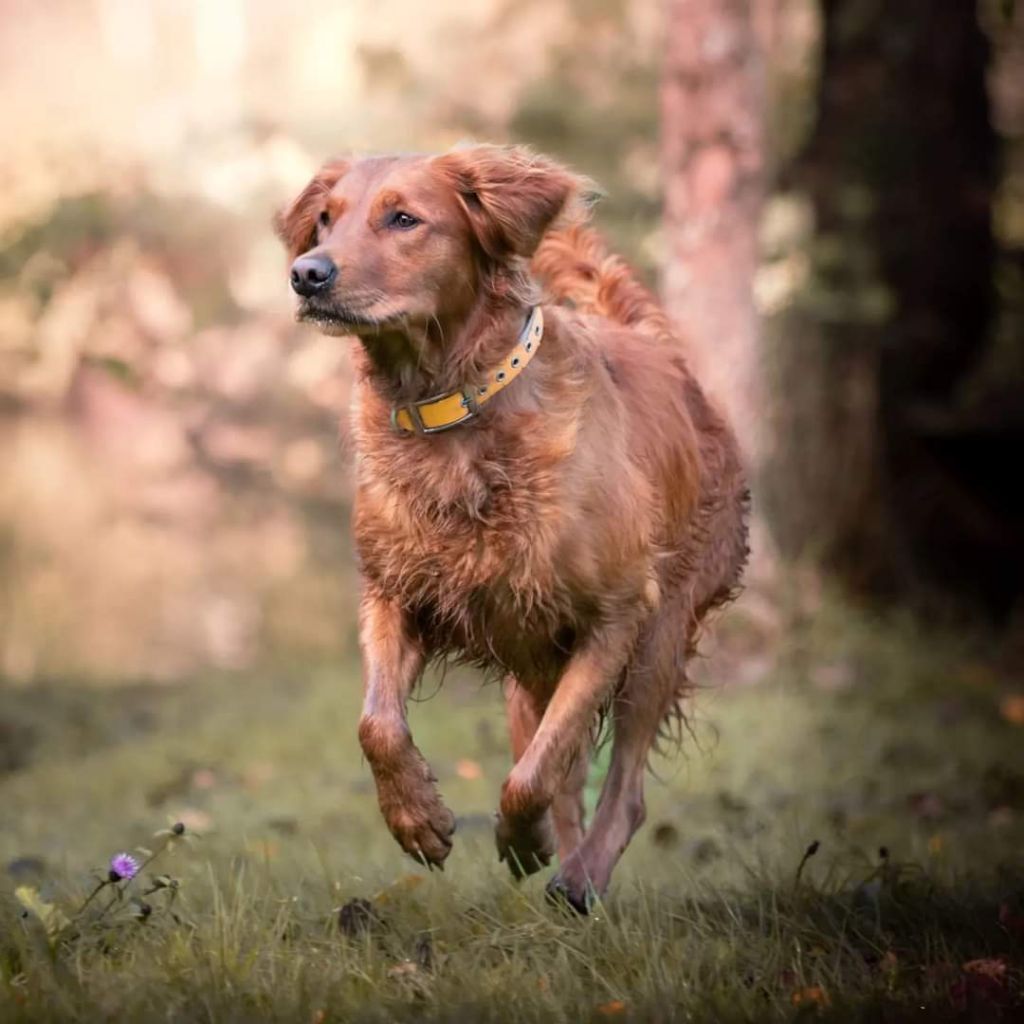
391,306,544,435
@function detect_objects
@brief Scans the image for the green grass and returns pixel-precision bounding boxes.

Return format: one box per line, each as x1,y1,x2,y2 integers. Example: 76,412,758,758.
2,603,1023,1021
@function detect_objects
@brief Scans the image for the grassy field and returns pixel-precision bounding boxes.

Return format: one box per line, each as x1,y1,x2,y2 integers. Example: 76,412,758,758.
2,602,1023,1021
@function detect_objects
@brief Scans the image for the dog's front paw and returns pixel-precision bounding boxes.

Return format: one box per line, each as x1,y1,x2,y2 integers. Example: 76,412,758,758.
374,752,456,868
495,810,555,879
384,795,456,868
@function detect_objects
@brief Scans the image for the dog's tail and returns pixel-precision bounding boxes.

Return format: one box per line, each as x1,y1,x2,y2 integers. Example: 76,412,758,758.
531,224,675,344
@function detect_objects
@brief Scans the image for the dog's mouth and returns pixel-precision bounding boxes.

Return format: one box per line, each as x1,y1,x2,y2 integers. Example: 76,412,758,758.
296,300,406,337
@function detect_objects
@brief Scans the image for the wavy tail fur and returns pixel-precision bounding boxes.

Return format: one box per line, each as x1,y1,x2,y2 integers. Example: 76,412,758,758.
531,225,676,344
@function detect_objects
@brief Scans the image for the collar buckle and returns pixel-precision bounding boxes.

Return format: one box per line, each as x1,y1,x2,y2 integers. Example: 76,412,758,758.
389,305,542,437
391,387,479,437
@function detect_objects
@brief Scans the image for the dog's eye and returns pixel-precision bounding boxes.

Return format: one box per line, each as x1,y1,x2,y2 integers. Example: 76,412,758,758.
390,211,420,230
318,210,330,227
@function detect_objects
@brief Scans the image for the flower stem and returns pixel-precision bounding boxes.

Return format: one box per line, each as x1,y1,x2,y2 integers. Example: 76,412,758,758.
74,879,110,917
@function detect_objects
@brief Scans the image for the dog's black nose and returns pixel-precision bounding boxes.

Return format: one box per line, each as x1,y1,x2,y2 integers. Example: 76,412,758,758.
290,254,337,297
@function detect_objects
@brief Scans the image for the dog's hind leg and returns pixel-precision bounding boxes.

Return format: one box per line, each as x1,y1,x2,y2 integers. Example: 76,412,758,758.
546,608,691,912
496,615,641,879
504,677,589,863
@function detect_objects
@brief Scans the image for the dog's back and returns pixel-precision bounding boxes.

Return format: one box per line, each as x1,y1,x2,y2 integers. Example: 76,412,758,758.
533,224,749,619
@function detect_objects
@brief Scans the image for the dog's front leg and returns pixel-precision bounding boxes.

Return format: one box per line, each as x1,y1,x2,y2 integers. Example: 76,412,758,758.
357,591,455,867
496,616,640,879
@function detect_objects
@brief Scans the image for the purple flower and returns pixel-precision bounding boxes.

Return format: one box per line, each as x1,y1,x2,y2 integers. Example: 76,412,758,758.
108,852,139,882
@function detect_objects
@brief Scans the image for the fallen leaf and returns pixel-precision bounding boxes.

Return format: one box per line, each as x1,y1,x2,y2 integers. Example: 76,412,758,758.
962,957,1007,980
15,886,71,941
790,986,830,1009
386,959,430,996
999,694,1024,726
455,758,483,780
388,961,420,979
596,1000,626,1016
374,874,424,903
927,834,944,856
953,958,1010,1010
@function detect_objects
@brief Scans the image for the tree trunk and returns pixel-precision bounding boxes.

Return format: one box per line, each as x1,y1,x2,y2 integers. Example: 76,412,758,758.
766,0,1009,612
660,0,767,470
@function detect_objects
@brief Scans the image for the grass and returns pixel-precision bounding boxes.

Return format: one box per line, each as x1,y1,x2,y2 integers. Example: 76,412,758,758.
1,601,1023,1021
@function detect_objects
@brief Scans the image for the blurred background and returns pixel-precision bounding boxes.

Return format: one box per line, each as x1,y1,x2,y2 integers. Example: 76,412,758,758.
2,0,1024,875
1,0,1022,684
0,0,668,682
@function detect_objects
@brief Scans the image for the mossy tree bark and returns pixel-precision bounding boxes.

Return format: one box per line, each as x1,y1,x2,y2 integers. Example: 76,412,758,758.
763,0,1007,612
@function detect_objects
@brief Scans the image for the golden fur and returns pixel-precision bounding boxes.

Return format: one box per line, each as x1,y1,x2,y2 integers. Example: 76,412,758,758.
276,145,748,910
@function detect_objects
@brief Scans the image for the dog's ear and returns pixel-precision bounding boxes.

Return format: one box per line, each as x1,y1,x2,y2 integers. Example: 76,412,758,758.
436,145,598,261
273,160,350,259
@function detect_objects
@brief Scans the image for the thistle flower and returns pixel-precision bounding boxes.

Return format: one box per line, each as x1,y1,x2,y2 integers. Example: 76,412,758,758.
108,852,139,882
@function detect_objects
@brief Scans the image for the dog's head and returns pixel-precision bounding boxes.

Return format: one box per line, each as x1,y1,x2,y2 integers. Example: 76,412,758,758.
274,146,594,341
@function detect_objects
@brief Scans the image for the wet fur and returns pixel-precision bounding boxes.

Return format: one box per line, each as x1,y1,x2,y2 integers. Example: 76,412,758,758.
277,146,748,907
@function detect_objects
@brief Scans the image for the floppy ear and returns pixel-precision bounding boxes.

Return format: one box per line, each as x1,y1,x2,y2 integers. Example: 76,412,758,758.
435,145,597,261
273,160,350,259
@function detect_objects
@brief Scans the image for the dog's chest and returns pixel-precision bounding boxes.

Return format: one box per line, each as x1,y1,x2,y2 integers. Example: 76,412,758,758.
354,429,576,659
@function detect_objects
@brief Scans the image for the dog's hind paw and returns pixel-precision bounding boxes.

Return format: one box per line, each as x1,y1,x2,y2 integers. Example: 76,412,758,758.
495,811,555,879
544,874,593,915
